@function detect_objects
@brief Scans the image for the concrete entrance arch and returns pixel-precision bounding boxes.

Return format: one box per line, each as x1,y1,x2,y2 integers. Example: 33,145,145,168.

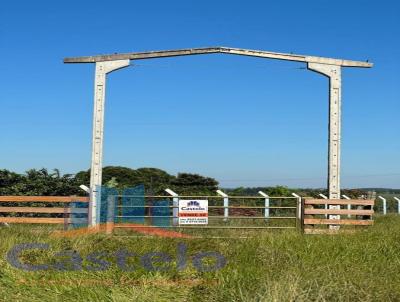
64,47,372,226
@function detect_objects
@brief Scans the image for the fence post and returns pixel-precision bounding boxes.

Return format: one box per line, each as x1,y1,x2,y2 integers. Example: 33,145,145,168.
342,194,351,218
292,193,302,220
106,195,115,234
79,185,91,228
216,190,229,221
89,187,101,228
165,188,179,226
258,191,269,220
378,196,387,215
394,197,400,214
319,194,328,218
63,201,69,231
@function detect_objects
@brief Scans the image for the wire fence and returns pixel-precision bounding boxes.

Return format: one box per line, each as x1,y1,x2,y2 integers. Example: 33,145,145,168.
106,194,299,237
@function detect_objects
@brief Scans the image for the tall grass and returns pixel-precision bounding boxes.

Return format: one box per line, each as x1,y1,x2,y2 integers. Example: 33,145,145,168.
0,215,400,301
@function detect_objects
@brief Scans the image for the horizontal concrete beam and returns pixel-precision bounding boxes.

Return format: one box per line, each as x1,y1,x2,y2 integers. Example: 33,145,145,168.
64,46,373,68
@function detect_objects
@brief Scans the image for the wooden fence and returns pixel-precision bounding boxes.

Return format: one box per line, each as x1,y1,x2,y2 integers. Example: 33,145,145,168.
0,196,89,225
0,196,377,236
302,198,374,234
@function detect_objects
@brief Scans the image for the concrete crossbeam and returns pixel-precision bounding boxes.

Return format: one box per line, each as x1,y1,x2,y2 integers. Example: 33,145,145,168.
64,46,372,68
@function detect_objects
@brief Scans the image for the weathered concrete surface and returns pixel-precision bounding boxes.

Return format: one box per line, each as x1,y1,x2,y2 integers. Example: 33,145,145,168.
89,60,129,226
307,63,342,200
64,46,372,68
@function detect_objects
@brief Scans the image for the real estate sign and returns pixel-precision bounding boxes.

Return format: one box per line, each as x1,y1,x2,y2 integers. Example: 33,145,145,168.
178,200,208,225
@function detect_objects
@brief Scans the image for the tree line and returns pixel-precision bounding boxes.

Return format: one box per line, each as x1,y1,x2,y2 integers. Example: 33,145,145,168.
0,166,369,198
0,167,219,196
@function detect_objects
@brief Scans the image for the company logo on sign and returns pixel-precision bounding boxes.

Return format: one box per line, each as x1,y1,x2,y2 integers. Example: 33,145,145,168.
181,200,206,211
179,200,208,225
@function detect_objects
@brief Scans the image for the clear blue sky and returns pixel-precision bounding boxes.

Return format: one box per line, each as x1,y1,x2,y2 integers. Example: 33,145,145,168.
0,0,399,188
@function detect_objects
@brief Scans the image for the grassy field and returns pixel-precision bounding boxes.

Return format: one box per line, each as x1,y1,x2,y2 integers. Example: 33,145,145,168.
0,215,400,302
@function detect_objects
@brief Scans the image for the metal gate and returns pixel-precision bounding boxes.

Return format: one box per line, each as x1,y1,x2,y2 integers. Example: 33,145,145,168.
97,188,300,237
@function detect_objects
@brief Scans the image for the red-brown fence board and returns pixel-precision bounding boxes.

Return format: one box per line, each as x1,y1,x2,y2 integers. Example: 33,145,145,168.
302,198,374,234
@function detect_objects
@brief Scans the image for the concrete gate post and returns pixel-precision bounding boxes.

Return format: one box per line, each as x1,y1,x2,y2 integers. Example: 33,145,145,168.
89,60,130,226
308,63,342,228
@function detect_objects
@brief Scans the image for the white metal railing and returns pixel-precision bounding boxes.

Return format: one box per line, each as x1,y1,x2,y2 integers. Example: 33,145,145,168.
107,191,299,231
377,196,400,215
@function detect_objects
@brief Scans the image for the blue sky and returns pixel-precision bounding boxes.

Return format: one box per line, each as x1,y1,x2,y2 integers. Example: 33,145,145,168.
0,0,399,188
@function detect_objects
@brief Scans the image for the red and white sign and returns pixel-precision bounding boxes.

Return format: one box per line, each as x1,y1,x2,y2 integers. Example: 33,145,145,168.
178,200,208,225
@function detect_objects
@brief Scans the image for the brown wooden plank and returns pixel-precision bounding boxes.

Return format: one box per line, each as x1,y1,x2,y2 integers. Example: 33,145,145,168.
0,217,65,224
304,229,356,235
0,217,88,224
105,222,114,234
304,209,373,215
304,219,373,225
0,196,89,203
0,207,88,214
304,199,374,206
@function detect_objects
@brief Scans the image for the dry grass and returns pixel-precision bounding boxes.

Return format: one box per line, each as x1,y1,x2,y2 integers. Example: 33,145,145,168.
0,215,399,301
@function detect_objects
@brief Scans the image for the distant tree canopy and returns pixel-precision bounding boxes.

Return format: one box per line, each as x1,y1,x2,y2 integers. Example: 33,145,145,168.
76,166,219,195
226,186,293,197
0,168,81,196
0,166,219,196
171,173,219,195
0,167,374,197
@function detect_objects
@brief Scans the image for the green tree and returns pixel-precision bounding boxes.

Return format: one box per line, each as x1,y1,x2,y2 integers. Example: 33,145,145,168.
74,166,174,193
171,173,219,195
0,169,24,195
0,168,81,196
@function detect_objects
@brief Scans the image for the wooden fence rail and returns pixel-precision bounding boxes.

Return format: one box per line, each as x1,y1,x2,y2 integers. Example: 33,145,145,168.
302,198,374,234
0,196,89,225
0,196,89,203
